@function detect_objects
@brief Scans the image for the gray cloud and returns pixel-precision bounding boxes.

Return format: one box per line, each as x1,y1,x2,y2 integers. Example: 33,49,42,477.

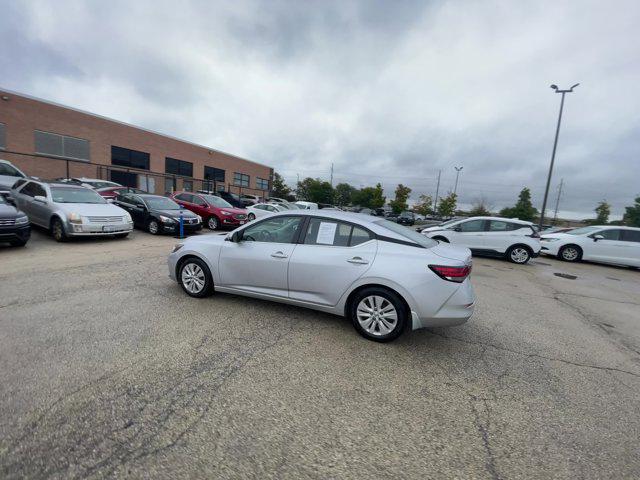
1,0,639,219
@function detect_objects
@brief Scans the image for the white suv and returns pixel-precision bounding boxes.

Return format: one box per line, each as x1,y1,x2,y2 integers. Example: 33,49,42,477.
541,225,640,267
421,216,541,264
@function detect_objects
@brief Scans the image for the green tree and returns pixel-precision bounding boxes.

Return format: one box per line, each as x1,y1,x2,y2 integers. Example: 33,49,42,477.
594,200,611,224
437,192,458,217
334,183,357,207
499,187,538,222
469,196,492,216
270,172,292,200
352,183,385,209
296,177,334,204
388,184,412,213
623,196,640,227
413,194,434,216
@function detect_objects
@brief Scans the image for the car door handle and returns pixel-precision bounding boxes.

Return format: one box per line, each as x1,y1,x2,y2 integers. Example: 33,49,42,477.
347,256,369,265
271,251,288,258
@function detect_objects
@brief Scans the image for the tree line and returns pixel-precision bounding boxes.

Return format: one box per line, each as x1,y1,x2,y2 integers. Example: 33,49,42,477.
270,172,640,226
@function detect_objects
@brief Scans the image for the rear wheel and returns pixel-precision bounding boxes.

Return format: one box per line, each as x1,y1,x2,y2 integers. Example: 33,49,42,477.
178,257,214,297
207,216,219,230
559,245,582,262
350,287,407,342
248,212,256,221
51,218,67,242
507,245,531,264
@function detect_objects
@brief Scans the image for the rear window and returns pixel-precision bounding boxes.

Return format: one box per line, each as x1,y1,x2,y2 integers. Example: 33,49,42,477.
375,219,437,248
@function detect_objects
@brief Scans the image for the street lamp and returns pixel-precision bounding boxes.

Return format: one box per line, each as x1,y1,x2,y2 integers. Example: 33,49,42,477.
453,166,463,195
539,83,579,229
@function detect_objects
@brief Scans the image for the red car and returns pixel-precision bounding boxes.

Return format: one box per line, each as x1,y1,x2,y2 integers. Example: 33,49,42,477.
97,186,146,199
170,191,248,230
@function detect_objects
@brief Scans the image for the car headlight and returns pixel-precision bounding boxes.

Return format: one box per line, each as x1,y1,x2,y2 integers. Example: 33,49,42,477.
221,211,232,216
68,212,82,224
541,237,560,242
160,215,176,223
172,244,184,253
196,215,202,223
124,213,132,222
15,215,29,225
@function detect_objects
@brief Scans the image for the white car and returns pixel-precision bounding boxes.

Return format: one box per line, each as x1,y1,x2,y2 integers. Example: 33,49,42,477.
168,210,475,342
295,201,319,210
246,202,286,220
541,225,640,267
421,216,541,264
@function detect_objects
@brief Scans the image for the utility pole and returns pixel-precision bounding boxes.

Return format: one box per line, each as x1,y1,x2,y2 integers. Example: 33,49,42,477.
330,163,334,187
552,178,564,225
453,166,463,195
539,83,579,229
433,170,441,213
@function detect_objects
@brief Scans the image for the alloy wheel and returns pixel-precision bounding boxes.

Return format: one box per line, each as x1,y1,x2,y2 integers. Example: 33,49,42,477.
510,247,530,264
181,263,205,294
562,247,579,261
148,220,159,234
248,213,255,221
208,217,218,230
52,220,64,241
356,295,398,336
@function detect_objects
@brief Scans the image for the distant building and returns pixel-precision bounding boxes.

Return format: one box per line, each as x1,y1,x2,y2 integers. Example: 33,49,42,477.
0,88,273,197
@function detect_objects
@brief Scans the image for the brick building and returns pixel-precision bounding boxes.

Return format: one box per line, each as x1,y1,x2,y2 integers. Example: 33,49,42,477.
0,88,273,197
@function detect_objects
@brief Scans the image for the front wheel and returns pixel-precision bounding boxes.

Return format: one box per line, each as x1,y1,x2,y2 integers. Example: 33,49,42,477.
559,245,582,262
51,218,67,242
207,216,219,230
350,287,407,342
507,245,531,264
178,257,214,298
148,219,160,235
248,213,256,221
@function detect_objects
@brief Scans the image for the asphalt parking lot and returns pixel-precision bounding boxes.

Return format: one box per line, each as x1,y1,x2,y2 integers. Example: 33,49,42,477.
1,229,639,479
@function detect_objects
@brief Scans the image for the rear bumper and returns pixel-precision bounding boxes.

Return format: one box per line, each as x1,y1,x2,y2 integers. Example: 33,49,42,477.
411,279,475,330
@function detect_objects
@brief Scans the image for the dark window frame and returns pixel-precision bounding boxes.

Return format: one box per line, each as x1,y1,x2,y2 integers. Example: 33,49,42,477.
111,145,150,170
165,157,193,177
256,177,269,190
204,166,225,183
233,172,250,187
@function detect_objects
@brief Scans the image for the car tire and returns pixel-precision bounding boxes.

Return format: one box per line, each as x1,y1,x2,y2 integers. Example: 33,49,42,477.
506,245,531,264
10,240,27,247
148,219,160,235
248,213,256,221
432,236,449,243
178,257,214,298
558,245,582,262
207,216,219,230
51,218,67,242
349,287,408,342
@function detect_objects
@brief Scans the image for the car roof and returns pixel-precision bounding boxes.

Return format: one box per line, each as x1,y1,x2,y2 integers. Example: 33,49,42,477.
591,225,640,231
455,216,533,225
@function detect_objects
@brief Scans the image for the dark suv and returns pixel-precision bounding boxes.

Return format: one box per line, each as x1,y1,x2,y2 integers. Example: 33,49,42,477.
0,195,31,247
397,211,415,226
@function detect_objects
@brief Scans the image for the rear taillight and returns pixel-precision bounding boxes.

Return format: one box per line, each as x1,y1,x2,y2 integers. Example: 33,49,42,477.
429,264,472,283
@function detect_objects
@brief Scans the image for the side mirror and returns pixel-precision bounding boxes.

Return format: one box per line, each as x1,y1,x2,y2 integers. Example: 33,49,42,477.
226,231,241,242
593,234,604,241
34,195,47,204
453,226,462,232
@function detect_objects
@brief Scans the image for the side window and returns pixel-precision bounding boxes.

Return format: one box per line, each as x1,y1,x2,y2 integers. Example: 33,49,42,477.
0,162,24,177
621,230,640,242
131,195,145,207
175,193,193,203
459,219,485,232
350,226,373,246
241,216,301,243
20,182,37,197
12,179,27,189
598,229,621,241
32,183,46,198
117,193,133,203
193,195,207,206
488,220,509,232
303,219,351,246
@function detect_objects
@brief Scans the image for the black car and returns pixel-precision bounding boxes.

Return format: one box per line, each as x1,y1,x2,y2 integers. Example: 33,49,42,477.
397,211,415,226
115,193,202,235
0,194,31,247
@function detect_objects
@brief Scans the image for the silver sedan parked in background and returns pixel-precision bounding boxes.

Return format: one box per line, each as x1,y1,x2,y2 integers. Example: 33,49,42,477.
11,180,133,241
168,210,475,342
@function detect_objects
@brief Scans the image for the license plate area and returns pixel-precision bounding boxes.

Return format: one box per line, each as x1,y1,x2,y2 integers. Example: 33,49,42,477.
102,225,118,232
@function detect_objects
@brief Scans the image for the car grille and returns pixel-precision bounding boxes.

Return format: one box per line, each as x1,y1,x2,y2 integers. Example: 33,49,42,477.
234,214,247,220
86,216,124,224
0,218,16,226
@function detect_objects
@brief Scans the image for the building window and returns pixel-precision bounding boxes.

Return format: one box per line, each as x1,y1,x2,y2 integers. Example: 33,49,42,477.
164,177,176,194
234,172,250,187
183,179,193,192
165,157,193,177
256,177,269,190
34,130,90,161
204,166,225,183
0,123,5,150
111,146,150,170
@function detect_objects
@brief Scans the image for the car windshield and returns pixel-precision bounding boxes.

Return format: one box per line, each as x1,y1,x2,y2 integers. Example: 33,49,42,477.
375,219,437,248
202,194,232,208
566,226,600,236
145,197,181,210
51,187,106,204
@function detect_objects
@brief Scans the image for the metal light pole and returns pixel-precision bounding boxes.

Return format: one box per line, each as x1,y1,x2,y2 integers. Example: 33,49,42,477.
539,83,579,229
453,166,463,195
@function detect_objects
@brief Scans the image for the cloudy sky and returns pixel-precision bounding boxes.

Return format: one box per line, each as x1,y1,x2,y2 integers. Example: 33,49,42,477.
1,0,639,218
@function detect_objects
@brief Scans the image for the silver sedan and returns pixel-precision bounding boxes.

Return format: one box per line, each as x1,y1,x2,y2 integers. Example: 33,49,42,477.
168,210,475,342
